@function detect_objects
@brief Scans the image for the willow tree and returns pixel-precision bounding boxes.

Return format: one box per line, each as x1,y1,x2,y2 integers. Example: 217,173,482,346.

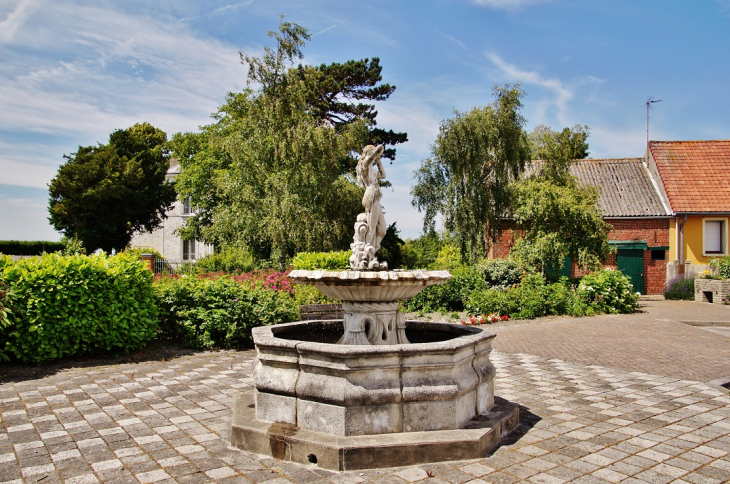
411,85,530,263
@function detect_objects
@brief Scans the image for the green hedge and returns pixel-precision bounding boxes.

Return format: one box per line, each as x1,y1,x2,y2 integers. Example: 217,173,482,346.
155,276,298,349
292,251,350,270
465,269,639,319
0,253,159,364
403,265,488,313
0,240,64,256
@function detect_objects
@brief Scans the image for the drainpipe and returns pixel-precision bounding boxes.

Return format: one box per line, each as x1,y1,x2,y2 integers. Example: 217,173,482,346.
679,215,688,272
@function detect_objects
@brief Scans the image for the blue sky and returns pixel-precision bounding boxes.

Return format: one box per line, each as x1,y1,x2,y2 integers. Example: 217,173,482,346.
1,0,729,241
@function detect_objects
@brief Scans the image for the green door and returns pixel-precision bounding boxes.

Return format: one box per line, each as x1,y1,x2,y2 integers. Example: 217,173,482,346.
617,249,644,294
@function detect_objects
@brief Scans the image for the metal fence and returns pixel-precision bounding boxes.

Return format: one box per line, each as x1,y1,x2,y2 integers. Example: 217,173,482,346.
152,259,198,276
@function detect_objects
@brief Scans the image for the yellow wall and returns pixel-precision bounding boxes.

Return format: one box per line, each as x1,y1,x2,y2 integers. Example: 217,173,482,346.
672,215,729,264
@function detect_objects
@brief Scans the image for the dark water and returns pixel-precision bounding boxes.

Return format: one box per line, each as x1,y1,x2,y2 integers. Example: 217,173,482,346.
272,320,468,344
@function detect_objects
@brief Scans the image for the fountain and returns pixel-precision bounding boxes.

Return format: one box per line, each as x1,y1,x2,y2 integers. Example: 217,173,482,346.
230,145,519,470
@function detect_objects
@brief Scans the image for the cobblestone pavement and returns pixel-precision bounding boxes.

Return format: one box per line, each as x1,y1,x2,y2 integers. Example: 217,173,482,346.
491,299,730,383
1,299,729,483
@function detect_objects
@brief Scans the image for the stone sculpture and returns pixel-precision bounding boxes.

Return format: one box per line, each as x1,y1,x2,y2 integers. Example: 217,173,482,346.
350,144,388,270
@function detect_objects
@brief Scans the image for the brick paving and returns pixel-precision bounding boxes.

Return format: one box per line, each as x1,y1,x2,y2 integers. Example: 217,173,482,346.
491,298,730,383
0,299,729,483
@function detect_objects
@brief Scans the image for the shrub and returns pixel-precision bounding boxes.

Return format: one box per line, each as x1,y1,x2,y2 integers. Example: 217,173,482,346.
711,256,730,279
577,269,639,313
434,244,462,269
292,251,350,270
663,275,695,300
0,240,65,256
194,246,258,275
293,284,337,306
155,275,298,349
476,258,525,290
0,253,158,364
403,265,487,313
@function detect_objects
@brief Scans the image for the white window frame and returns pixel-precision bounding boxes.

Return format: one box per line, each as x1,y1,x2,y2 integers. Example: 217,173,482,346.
702,217,728,256
182,240,197,261
182,197,195,215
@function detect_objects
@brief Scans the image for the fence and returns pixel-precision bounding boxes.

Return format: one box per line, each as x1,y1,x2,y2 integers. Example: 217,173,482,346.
152,259,198,276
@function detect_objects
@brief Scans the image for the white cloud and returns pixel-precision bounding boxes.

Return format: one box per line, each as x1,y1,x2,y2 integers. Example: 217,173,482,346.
486,52,573,125
0,0,42,43
471,0,551,10
0,2,248,140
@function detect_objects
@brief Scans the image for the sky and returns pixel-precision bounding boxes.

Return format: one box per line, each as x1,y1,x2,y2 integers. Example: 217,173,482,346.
1,0,730,242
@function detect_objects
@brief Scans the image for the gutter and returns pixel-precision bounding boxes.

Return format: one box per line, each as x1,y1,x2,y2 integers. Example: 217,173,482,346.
678,215,688,266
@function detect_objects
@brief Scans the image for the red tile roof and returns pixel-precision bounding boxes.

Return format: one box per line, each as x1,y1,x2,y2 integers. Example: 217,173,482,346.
649,140,730,213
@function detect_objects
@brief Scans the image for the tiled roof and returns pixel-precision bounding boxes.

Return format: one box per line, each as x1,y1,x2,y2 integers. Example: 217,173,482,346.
569,158,670,217
649,140,730,213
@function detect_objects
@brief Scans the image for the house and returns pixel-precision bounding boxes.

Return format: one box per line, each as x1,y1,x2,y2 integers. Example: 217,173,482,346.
490,158,672,294
129,159,214,263
645,140,730,278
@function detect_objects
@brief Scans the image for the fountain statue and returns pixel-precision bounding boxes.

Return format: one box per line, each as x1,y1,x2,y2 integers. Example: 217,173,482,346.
230,145,518,471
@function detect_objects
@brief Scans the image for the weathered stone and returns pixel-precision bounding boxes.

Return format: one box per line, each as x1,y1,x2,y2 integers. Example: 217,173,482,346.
249,320,501,436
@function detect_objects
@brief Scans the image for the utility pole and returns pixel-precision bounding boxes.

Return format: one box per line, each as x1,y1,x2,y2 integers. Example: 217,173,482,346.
647,97,662,144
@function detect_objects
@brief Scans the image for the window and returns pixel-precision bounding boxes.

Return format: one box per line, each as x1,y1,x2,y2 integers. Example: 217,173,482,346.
651,250,665,261
183,198,195,215
703,218,728,255
183,240,196,261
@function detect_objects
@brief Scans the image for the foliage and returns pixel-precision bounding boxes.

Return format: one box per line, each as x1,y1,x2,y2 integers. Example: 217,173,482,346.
663,275,696,300
173,19,405,268
154,275,298,349
243,16,407,168
293,284,338,306
292,251,350,270
528,124,590,184
377,222,406,269
401,231,450,269
0,240,64,256
123,246,165,261
0,253,158,364
60,236,86,256
434,244,462,270
194,246,259,274
48,123,177,253
710,256,730,279
403,265,487,313
412,84,530,263
509,178,613,278
476,258,526,290
577,269,640,313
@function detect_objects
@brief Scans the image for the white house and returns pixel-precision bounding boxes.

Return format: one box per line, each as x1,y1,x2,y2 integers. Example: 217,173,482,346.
129,159,214,262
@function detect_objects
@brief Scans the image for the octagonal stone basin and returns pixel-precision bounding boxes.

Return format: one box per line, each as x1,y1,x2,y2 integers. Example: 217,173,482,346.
252,320,497,437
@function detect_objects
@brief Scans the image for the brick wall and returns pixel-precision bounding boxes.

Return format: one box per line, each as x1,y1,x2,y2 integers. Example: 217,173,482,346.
489,218,671,294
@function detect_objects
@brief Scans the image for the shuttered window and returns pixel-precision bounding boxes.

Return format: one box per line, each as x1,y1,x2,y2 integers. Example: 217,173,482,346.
704,220,725,254
183,240,196,261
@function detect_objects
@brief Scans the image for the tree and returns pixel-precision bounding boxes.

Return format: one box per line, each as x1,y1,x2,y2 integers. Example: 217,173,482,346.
173,18,406,267
242,15,407,170
528,124,589,184
509,124,612,276
508,179,613,277
411,84,530,264
48,123,176,253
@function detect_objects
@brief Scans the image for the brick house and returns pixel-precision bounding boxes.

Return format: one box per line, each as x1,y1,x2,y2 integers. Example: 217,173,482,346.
645,140,730,279
490,158,672,294
129,159,214,263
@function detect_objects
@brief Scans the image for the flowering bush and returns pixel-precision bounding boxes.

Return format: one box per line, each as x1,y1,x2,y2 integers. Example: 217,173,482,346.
576,269,639,314
663,275,695,300
460,314,509,325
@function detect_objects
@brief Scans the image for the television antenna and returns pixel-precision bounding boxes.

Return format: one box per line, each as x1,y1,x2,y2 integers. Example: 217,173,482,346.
646,96,662,144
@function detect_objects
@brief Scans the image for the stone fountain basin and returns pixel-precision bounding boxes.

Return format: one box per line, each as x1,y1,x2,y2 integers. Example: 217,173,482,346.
288,269,452,301
252,320,497,436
